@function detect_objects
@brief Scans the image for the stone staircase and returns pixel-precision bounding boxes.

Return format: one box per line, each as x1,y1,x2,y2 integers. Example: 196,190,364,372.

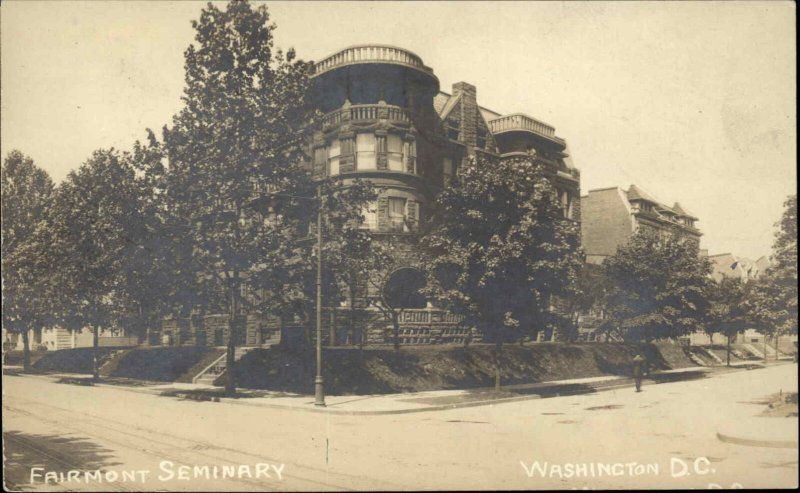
742,344,765,359
193,347,252,386
192,339,279,386
701,347,723,365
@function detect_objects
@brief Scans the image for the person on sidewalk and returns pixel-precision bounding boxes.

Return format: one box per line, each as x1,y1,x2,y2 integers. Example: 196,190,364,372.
632,354,645,392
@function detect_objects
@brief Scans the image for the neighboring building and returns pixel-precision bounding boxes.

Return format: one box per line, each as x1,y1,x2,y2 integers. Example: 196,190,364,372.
686,253,772,346
708,253,770,283
2,326,138,352
581,184,702,264
162,44,581,348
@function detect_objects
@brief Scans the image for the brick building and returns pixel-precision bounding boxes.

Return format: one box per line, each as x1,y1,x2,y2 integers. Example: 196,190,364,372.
580,184,701,265
162,44,581,348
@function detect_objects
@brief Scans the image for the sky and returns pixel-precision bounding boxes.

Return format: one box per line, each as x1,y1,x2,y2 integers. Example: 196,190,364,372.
1,1,795,260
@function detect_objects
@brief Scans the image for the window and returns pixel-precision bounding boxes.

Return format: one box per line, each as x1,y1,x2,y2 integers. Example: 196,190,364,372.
314,147,326,177
328,140,340,176
560,190,573,219
387,134,403,171
388,197,407,232
403,140,416,174
443,158,453,186
447,116,460,141
360,201,378,230
477,128,487,149
356,133,376,170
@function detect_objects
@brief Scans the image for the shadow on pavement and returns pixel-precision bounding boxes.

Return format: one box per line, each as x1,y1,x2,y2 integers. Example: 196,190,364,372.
158,388,294,401
649,370,707,383
3,430,121,491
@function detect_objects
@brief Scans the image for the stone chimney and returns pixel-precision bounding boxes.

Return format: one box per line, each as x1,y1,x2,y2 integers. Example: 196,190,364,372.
452,82,478,154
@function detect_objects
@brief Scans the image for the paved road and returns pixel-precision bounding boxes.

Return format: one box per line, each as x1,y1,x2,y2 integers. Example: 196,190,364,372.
3,364,797,491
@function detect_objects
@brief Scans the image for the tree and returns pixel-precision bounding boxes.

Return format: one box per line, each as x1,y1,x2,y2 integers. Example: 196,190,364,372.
364,237,424,351
706,277,750,366
42,149,149,381
766,194,797,352
423,153,583,388
559,263,611,342
738,196,798,361
162,0,313,395
318,179,383,348
2,151,55,371
602,229,713,343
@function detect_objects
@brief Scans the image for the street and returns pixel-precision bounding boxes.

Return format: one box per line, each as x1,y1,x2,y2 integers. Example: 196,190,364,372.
3,364,798,491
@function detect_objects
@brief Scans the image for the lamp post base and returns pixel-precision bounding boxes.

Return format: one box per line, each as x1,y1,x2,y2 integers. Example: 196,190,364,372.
314,376,326,407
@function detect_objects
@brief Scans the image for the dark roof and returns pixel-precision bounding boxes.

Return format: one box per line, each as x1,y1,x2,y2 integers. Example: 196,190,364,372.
626,184,660,203
671,202,698,219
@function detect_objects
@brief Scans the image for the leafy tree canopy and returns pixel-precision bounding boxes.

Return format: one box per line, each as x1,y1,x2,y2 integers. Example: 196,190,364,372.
602,229,712,342
423,153,583,345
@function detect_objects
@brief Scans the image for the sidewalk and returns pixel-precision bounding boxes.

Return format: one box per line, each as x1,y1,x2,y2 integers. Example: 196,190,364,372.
4,363,737,416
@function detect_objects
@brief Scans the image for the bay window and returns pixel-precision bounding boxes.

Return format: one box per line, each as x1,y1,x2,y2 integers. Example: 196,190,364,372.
360,200,378,230
387,134,404,171
328,139,340,176
356,133,376,170
388,197,407,232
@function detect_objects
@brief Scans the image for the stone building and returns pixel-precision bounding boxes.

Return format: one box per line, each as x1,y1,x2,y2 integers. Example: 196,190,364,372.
580,184,701,265
162,44,581,348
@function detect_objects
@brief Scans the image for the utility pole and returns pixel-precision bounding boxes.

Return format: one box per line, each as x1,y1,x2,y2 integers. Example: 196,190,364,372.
315,186,326,407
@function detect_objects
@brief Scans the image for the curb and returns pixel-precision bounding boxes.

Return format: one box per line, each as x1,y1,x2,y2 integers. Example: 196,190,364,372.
716,431,798,449
7,364,768,416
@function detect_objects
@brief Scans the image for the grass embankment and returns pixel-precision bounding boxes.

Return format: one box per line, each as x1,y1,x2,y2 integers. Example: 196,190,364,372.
25,346,224,382
220,342,697,395
2,350,49,367
109,347,225,382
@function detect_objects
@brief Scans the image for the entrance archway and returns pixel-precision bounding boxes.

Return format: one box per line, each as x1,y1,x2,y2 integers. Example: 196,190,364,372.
383,267,427,309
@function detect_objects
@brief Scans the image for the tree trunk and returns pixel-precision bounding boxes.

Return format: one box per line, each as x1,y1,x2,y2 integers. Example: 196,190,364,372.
392,312,400,351
775,334,780,361
225,279,238,397
494,339,502,391
709,333,713,345
329,310,336,347
21,327,31,372
726,334,731,367
92,325,100,382
764,336,768,363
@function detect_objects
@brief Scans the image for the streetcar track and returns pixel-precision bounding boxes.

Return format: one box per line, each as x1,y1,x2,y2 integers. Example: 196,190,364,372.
5,397,406,491
3,432,132,492
5,403,305,492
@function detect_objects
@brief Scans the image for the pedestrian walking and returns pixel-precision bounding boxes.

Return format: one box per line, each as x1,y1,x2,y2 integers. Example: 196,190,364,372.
632,354,645,392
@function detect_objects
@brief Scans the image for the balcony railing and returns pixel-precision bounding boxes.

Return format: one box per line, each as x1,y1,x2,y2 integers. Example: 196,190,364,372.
488,113,566,145
322,104,411,128
312,45,435,77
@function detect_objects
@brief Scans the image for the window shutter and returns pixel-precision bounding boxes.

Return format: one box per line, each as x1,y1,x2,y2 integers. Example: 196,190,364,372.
406,198,418,231
340,137,356,173
377,196,389,232
376,134,388,170
405,139,416,174
313,147,326,180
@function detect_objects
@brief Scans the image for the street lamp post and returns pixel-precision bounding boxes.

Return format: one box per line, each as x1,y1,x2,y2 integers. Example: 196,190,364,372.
314,186,326,406
247,188,326,407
